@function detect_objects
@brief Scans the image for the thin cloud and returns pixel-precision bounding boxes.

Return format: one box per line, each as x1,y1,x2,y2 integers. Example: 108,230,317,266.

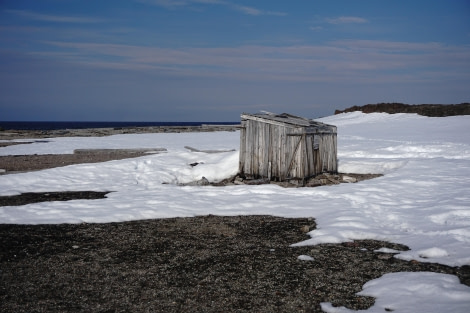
137,0,286,16
309,26,323,31
234,5,262,16
326,16,368,24
231,5,286,16
39,39,470,85
135,0,196,8
331,39,444,52
5,9,103,23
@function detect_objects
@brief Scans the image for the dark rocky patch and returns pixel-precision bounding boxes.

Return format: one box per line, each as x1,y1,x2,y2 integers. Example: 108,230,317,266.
0,125,241,140
210,173,383,187
0,152,152,174
0,216,468,313
335,102,470,117
0,191,110,207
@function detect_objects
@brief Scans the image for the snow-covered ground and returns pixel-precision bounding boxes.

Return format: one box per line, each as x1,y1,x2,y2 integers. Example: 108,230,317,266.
1,112,470,312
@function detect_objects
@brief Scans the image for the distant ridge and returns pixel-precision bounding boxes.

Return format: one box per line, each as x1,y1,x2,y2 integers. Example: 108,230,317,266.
334,103,470,117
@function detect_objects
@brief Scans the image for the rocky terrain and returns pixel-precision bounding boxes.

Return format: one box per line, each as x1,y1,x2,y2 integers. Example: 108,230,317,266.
0,125,241,140
1,214,468,313
334,103,470,117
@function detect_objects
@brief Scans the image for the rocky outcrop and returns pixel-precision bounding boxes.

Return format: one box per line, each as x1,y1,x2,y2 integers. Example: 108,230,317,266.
335,103,470,117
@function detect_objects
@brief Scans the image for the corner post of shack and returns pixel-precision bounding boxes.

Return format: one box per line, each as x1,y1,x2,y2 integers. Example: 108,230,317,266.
238,112,337,185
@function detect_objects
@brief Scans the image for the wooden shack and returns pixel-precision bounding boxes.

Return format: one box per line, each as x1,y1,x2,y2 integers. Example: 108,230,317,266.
239,112,337,182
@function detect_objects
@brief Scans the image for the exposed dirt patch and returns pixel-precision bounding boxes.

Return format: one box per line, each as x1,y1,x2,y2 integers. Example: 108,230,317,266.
0,151,153,174
0,191,110,207
1,216,468,313
0,141,43,148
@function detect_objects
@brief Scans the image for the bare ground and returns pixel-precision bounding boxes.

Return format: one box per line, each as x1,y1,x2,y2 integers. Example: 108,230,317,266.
0,151,153,174
1,216,468,313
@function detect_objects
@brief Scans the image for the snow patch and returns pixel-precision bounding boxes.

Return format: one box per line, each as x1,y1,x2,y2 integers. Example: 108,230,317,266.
321,272,470,313
418,247,449,259
297,255,315,261
374,247,402,254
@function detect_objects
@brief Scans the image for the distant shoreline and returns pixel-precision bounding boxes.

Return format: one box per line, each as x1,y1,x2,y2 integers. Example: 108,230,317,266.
0,121,240,131
0,124,242,140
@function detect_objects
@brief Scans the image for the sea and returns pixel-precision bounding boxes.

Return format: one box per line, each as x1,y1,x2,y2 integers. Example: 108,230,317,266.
0,121,239,131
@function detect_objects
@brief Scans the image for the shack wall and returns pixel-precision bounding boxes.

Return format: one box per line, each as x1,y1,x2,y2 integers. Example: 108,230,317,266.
239,117,337,181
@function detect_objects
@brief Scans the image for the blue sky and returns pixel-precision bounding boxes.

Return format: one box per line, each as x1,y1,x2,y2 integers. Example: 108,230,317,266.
1,0,469,121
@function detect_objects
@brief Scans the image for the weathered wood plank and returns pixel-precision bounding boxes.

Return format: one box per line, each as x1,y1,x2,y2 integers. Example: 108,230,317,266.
184,146,236,154
74,148,166,154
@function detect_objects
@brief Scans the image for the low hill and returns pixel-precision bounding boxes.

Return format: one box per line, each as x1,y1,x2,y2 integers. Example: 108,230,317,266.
334,103,470,117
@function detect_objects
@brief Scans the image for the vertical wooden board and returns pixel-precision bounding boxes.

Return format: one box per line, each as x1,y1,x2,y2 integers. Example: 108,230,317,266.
245,121,253,175
284,135,291,178
268,123,275,179
322,134,331,172
298,134,306,178
318,135,323,172
252,121,260,176
256,121,262,175
285,128,303,179
296,130,305,178
278,126,286,179
267,124,274,178
282,129,295,179
243,120,249,175
279,126,286,179
302,134,308,178
259,122,264,176
239,121,246,173
272,124,282,179
261,122,270,177
306,135,311,176
333,134,338,171
292,135,301,178
325,135,332,171
305,135,310,176
329,134,338,172
254,121,261,177
276,125,281,178
321,134,337,172
242,121,248,175
314,136,321,174
245,120,254,176
292,131,300,178
258,122,265,177
306,135,315,176
264,123,271,178
320,135,327,172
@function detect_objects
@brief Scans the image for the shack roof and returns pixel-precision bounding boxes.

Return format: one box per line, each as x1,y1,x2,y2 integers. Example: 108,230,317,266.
241,112,336,132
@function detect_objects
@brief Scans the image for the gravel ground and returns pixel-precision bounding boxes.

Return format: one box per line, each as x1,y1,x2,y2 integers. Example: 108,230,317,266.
1,128,469,312
0,151,153,174
1,216,468,313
